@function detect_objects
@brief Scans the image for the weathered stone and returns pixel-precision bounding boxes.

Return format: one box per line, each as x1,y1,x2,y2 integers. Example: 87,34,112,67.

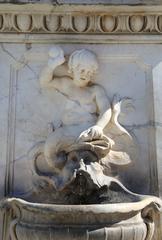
0,2,162,240
0,0,162,5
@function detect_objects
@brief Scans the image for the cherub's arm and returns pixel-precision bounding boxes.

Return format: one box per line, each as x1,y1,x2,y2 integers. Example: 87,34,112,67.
78,86,112,142
40,47,72,93
94,85,112,129
39,62,59,88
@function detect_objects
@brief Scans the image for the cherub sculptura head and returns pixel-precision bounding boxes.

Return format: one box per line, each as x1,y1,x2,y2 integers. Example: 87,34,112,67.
48,46,98,88
68,49,98,87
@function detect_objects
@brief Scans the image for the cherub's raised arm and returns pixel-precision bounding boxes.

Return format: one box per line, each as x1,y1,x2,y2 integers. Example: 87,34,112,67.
40,46,66,88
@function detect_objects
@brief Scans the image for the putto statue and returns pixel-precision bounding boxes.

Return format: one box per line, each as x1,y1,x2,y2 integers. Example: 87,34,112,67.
38,46,134,195
0,46,161,240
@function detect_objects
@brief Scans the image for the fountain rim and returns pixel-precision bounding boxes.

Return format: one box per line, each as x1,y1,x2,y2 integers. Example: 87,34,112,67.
1,196,161,215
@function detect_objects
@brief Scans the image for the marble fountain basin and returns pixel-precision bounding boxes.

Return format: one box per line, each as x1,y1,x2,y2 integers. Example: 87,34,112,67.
2,196,161,240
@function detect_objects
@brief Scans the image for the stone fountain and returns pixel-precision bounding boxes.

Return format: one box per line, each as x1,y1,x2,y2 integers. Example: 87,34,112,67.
1,46,161,240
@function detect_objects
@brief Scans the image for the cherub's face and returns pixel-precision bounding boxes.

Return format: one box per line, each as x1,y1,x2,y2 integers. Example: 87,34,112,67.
73,68,94,87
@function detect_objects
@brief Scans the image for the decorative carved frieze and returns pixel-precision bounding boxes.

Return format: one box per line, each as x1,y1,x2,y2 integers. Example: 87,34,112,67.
0,5,162,34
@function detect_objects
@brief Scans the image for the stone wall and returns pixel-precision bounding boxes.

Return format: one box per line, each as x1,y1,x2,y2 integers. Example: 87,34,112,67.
0,3,162,240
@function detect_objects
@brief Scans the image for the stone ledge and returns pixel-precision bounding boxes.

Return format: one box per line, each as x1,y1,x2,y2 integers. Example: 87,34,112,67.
0,0,162,5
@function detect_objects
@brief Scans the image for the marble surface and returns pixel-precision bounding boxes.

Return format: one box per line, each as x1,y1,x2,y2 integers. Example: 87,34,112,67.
0,43,162,200
0,3,161,240
0,3,161,235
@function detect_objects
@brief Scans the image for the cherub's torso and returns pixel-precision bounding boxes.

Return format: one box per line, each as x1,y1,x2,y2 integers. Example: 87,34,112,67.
61,83,98,126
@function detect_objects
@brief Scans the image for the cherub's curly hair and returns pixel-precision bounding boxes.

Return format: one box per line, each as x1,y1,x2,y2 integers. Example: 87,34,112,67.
68,49,98,74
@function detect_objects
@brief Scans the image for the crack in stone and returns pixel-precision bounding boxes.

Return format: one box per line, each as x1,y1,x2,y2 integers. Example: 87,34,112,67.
1,44,38,78
55,88,82,107
1,43,18,62
24,63,39,78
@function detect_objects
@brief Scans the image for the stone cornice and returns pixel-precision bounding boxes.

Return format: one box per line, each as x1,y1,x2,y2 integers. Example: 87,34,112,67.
0,4,162,35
